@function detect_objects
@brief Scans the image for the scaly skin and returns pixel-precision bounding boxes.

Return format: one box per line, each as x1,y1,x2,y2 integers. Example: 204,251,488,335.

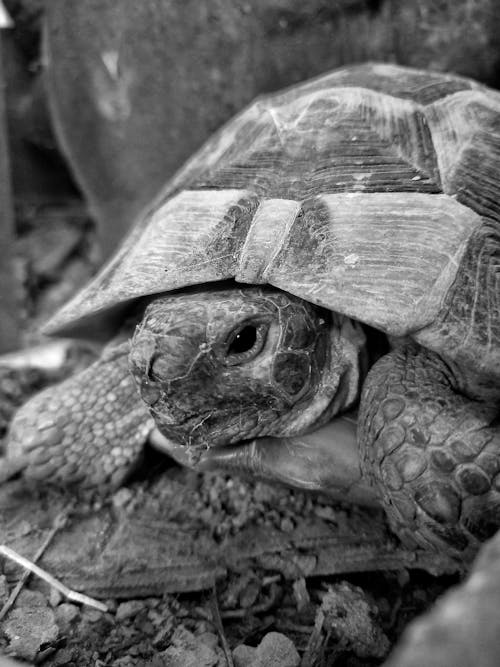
129,287,366,461
5,341,154,489
4,288,499,560
359,344,500,560
129,290,500,558
3,287,366,491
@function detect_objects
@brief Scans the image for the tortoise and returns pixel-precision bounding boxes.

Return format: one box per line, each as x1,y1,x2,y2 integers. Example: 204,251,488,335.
4,63,500,561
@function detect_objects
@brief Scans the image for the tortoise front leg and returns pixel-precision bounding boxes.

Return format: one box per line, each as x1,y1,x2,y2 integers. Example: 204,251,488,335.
3,341,154,489
359,344,500,560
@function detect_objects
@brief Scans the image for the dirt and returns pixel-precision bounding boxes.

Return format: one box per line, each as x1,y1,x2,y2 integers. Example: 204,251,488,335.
0,453,460,666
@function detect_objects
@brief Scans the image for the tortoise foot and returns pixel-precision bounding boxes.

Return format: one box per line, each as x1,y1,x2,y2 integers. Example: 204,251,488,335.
5,342,154,490
359,344,500,561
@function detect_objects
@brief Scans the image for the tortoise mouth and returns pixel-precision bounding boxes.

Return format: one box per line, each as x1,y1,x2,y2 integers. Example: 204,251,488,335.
149,404,267,454
149,427,258,465
150,410,358,462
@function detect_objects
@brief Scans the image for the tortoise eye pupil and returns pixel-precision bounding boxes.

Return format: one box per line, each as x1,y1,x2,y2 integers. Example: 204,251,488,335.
228,325,257,355
225,323,267,365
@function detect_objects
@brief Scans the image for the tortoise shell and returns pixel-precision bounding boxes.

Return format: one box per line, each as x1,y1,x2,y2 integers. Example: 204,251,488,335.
45,63,500,383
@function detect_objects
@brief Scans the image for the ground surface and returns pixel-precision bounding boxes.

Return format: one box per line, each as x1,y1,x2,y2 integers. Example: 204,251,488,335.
0,201,462,665
0,469,459,666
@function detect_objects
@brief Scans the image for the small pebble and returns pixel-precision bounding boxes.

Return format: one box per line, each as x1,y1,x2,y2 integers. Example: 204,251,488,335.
159,626,221,666
293,577,310,611
198,631,219,650
233,632,300,667
82,608,104,623
152,625,172,648
147,608,165,627
314,504,337,521
14,520,32,537
254,632,300,667
52,647,76,665
3,603,59,661
49,588,63,607
115,599,145,621
239,580,260,609
321,582,390,659
112,488,134,509
233,643,256,667
105,598,118,613
55,603,80,631
280,517,294,533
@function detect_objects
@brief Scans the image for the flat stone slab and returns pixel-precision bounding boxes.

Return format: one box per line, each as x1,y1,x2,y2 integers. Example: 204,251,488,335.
0,473,457,599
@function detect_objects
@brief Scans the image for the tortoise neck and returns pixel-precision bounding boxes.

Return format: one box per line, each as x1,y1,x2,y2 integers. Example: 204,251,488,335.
334,316,370,414
362,323,391,374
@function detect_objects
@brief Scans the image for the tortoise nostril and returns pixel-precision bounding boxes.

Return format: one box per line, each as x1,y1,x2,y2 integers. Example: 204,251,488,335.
130,329,186,391
149,354,171,381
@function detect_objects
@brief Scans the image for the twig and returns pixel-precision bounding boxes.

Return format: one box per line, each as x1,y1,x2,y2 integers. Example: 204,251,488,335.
220,582,281,619
0,509,70,621
300,609,325,667
210,585,234,667
274,621,315,634
0,545,108,613
0,509,108,616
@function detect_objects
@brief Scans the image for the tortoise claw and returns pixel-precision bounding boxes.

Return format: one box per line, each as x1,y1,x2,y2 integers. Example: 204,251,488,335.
0,454,30,484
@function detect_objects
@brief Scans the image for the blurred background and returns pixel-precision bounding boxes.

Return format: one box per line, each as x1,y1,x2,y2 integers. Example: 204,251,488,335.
1,0,499,353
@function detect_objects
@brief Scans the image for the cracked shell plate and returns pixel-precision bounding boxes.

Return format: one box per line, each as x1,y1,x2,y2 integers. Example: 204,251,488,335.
43,64,499,347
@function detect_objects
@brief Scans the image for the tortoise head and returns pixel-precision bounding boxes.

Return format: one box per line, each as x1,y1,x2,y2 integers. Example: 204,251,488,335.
129,285,366,460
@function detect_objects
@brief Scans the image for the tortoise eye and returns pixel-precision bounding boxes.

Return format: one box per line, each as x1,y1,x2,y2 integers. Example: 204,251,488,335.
225,323,267,365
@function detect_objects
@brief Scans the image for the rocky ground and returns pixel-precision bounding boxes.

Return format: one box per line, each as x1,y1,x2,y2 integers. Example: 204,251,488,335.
0,201,462,666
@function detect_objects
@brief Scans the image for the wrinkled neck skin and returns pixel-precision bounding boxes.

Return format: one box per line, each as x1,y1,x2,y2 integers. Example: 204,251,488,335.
283,313,367,434
129,285,367,461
